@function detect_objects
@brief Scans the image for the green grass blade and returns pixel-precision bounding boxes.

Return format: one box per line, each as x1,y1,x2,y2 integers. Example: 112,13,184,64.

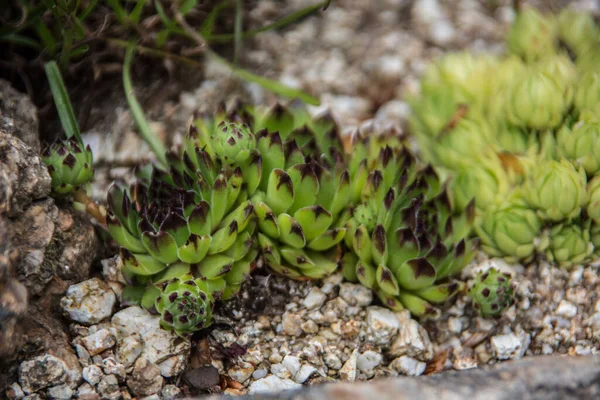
106,0,129,25
34,19,57,56
44,61,82,143
122,43,168,168
154,0,177,29
80,0,99,20
208,0,328,43
199,0,230,36
0,33,41,49
207,51,320,105
129,0,147,24
179,0,197,15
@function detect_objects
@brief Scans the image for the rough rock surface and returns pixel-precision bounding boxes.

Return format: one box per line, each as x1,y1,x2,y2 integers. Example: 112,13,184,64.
204,355,600,399
0,79,40,152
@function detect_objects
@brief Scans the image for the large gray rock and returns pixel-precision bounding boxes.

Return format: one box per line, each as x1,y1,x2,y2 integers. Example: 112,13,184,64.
204,355,600,400
0,79,40,152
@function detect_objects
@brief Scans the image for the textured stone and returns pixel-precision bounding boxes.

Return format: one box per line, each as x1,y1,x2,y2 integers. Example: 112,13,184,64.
19,355,67,394
248,375,302,395
97,375,120,400
228,362,255,383
82,365,103,386
389,312,433,361
302,287,327,310
339,283,373,307
61,278,116,325
389,356,426,376
0,79,39,151
81,329,117,356
205,355,600,400
366,307,400,346
338,349,358,382
46,384,73,400
126,357,164,397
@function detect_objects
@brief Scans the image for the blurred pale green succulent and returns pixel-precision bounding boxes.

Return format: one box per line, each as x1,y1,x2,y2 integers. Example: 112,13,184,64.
408,85,462,139
432,117,494,169
557,119,600,175
574,72,600,114
525,159,588,221
505,70,569,130
475,205,543,262
534,53,576,97
557,8,600,56
468,268,514,317
507,7,557,62
587,175,600,224
42,138,94,195
449,156,510,213
545,223,594,267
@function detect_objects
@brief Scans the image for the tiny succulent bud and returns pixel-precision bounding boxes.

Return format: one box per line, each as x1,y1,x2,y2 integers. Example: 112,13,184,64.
507,7,557,62
213,121,256,164
557,119,600,175
574,72,600,114
557,9,600,56
587,175,600,224
468,268,514,317
41,138,94,195
545,223,594,268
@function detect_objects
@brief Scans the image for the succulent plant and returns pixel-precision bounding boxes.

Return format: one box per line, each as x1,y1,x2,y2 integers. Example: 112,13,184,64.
475,205,543,262
468,268,514,317
574,72,600,114
507,7,557,62
557,8,600,56
545,222,594,267
42,138,94,195
587,175,600,224
525,159,588,221
188,102,350,280
557,119,600,175
505,70,568,130
340,137,478,317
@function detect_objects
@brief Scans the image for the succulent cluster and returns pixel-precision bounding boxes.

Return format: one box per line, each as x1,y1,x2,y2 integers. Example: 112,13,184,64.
409,7,600,268
106,102,480,334
468,268,514,318
42,138,94,195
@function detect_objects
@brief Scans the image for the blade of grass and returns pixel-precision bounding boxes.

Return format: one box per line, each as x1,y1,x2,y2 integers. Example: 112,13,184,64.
0,33,41,49
233,0,242,63
199,0,231,36
106,0,129,25
207,0,328,43
179,0,197,15
34,18,57,56
80,0,99,20
44,61,82,142
207,50,320,105
129,0,147,25
122,43,168,168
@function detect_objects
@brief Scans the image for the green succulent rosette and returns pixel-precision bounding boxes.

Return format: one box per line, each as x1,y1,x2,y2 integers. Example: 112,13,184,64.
188,102,350,280
107,164,257,333
557,8,600,56
475,205,543,262
506,7,557,62
340,140,478,318
545,222,594,268
468,268,514,317
449,156,510,213
557,119,600,175
574,72,600,114
525,159,588,221
505,70,568,130
41,138,94,195
407,85,462,139
587,175,600,224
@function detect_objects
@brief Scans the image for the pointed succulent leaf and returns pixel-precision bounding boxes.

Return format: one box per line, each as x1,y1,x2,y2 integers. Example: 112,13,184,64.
277,213,306,248
141,231,179,264
177,234,211,264
395,257,437,290
266,168,295,214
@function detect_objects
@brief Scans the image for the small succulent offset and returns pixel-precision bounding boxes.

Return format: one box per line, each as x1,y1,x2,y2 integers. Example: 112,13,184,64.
468,268,514,318
42,137,94,195
409,6,600,268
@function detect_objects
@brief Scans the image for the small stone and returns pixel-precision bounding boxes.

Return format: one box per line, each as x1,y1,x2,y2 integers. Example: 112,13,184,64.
252,369,268,380
82,329,117,356
303,287,327,310
248,376,301,394
74,344,92,366
339,283,373,307
161,384,182,400
6,383,24,400
97,375,121,400
268,352,283,364
282,355,301,377
141,395,160,400
301,320,319,334
324,353,342,370
102,358,126,379
321,273,344,294
182,367,220,390
76,383,100,400
389,312,433,361
270,363,291,379
126,358,164,397
338,349,358,381
448,317,463,334
19,355,67,394
389,356,426,376
228,362,255,383
46,384,73,399
158,355,187,378
556,300,577,318
491,332,531,360
366,307,400,346
322,298,349,323
357,351,382,376
294,364,318,383
82,365,103,386
61,278,116,325
282,312,303,336
115,335,143,368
